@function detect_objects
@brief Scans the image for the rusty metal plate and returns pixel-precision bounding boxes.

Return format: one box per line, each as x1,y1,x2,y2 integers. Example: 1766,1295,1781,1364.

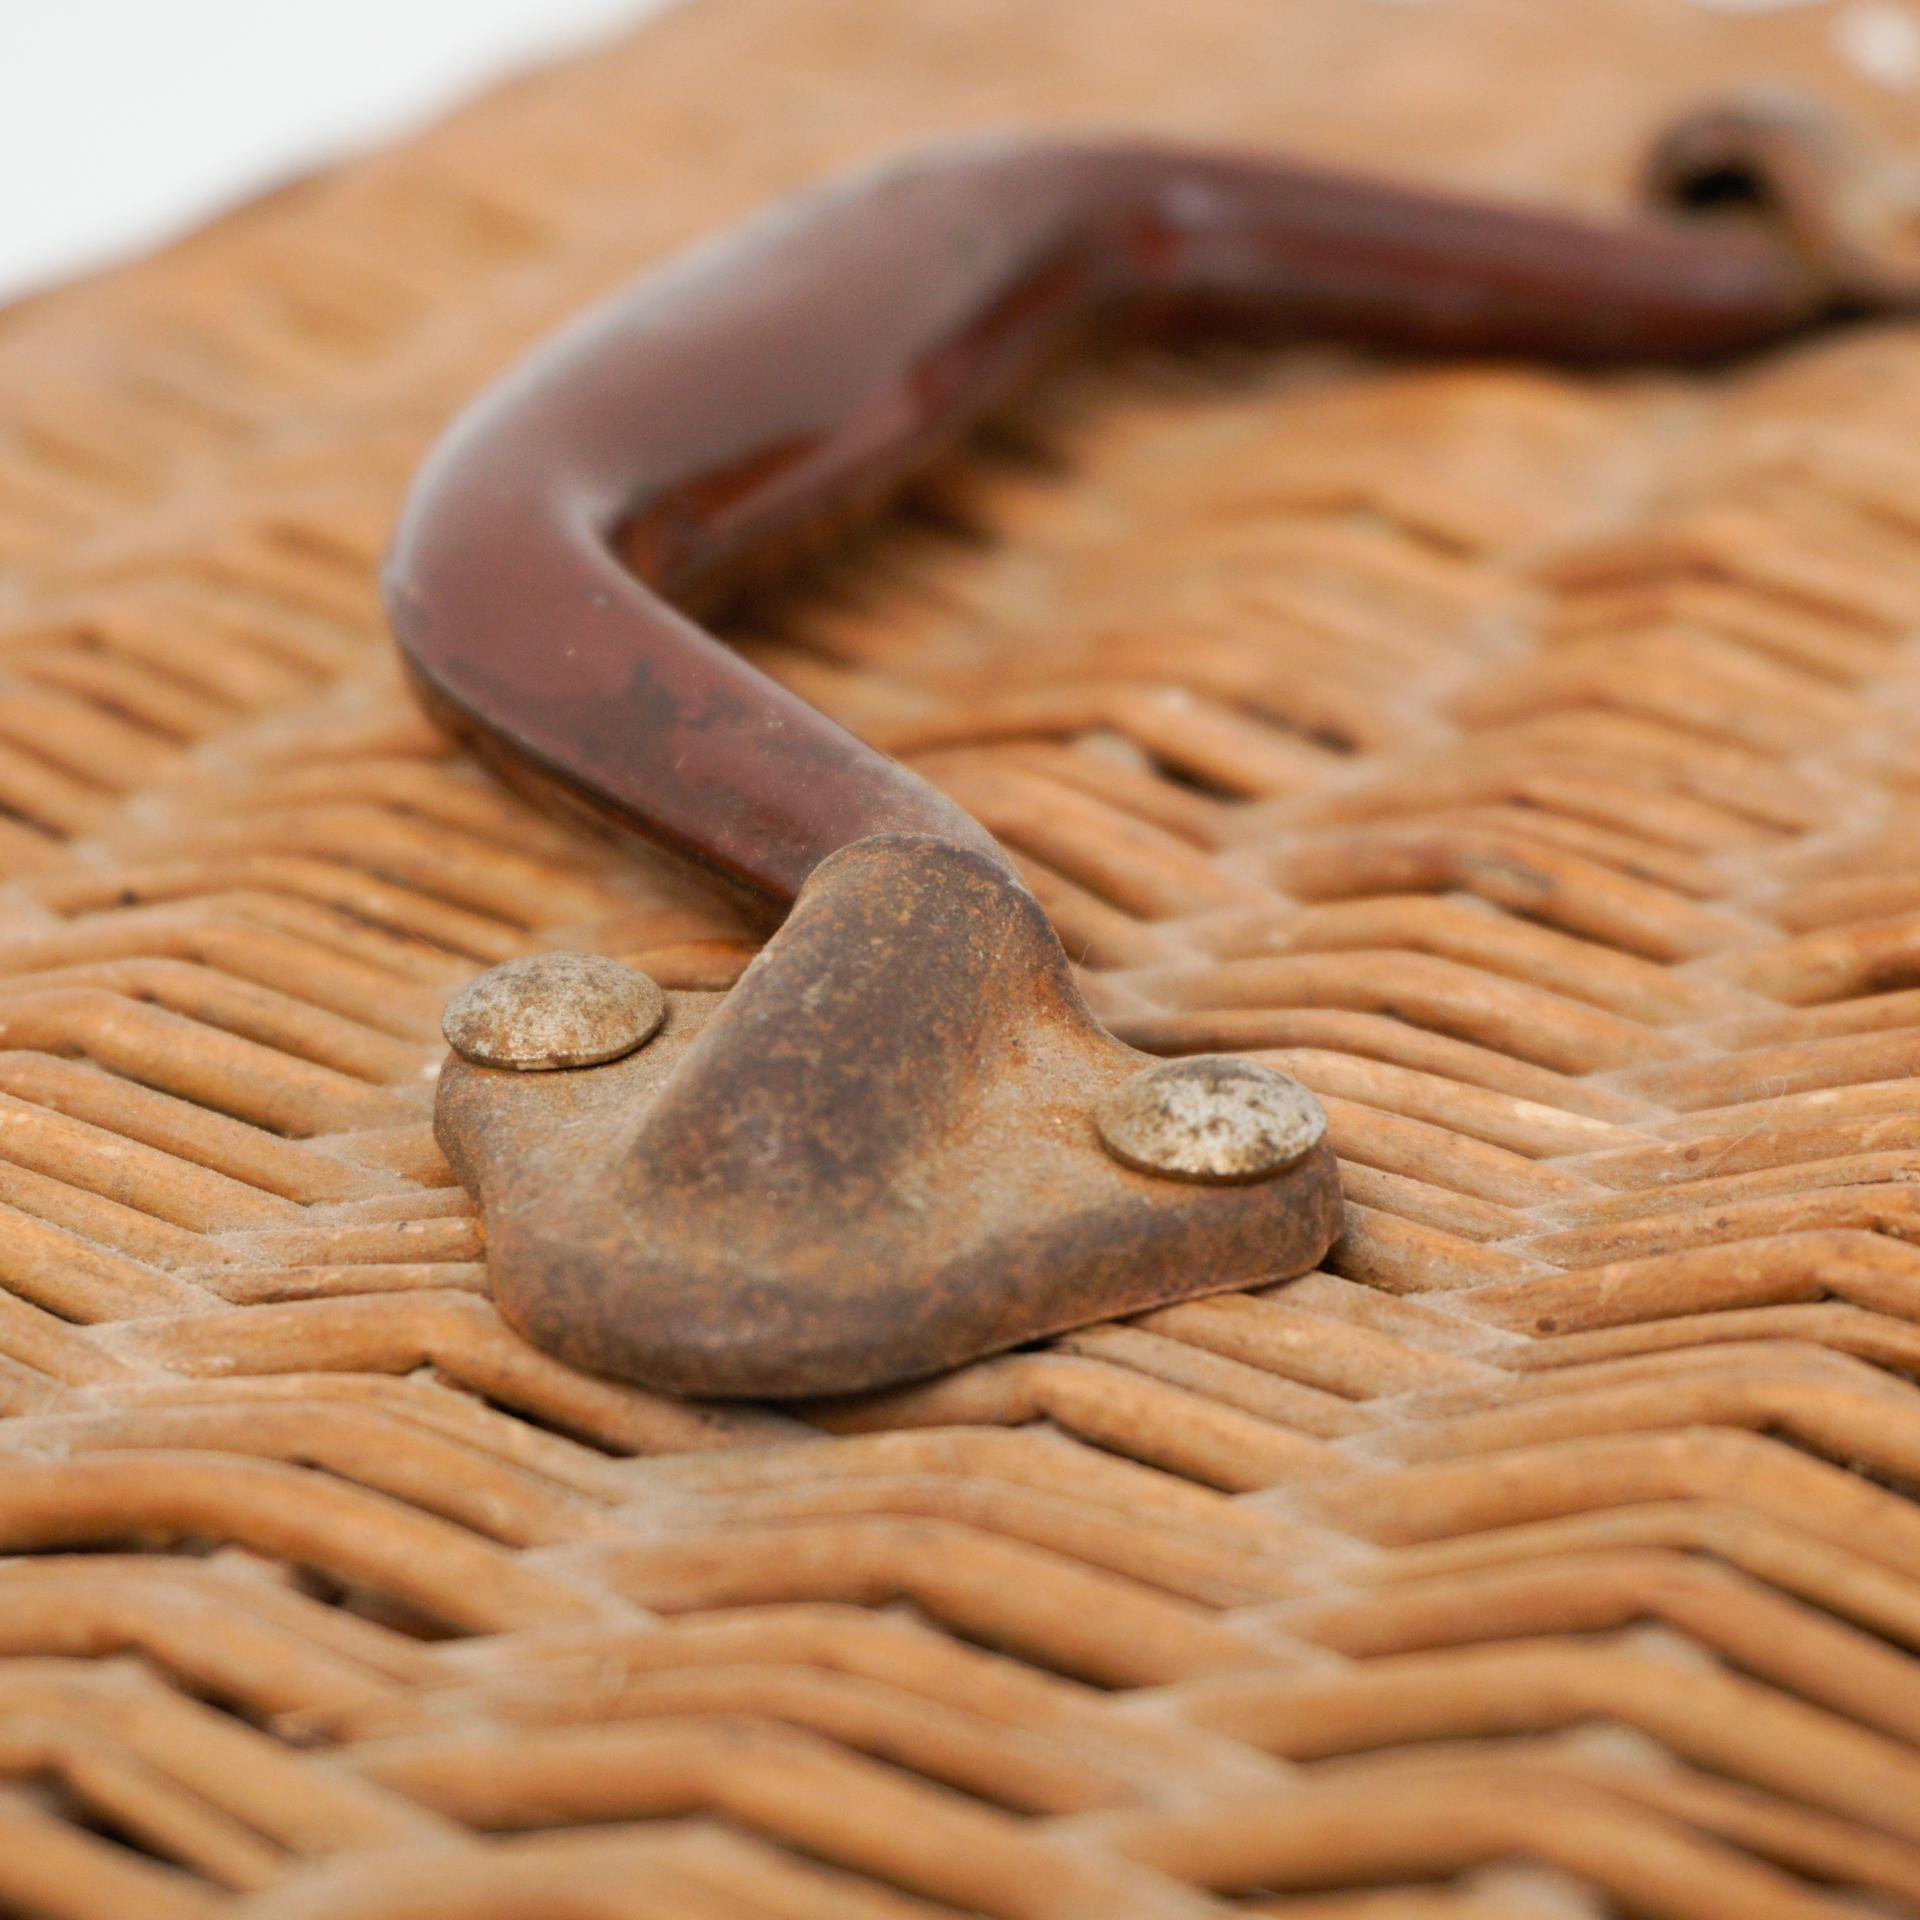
438,836,1341,1396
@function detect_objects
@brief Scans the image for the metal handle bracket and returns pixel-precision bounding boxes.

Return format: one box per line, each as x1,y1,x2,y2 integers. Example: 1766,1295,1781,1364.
390,100,1913,1398
437,835,1340,1398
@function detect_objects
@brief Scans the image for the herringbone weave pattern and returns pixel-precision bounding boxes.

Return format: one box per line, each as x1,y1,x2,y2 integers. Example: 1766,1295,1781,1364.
5,1,1920,1914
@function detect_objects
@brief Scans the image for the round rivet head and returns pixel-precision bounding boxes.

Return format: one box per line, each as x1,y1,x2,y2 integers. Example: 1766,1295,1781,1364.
442,953,666,1071
1096,1055,1326,1184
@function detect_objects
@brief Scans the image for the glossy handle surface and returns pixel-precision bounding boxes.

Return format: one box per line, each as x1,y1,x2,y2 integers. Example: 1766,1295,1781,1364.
385,119,1878,903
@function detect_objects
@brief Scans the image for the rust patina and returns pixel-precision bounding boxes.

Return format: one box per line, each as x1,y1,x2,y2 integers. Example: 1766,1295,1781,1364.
438,836,1343,1398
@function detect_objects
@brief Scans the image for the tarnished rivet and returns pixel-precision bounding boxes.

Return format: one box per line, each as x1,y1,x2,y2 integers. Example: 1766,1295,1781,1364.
442,952,666,1071
1096,1055,1326,1184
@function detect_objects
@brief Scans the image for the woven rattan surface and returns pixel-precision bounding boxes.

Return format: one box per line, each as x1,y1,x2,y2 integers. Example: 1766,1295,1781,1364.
8,1,1920,1914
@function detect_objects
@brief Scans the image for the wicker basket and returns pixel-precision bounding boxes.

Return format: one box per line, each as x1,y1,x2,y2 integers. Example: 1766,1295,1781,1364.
5,1,1920,1914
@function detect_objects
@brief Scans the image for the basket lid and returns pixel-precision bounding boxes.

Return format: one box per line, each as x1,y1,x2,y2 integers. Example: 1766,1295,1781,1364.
3,2,1920,1914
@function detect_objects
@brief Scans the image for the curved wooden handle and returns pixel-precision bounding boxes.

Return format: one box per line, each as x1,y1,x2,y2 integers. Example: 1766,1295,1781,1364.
385,119,1880,902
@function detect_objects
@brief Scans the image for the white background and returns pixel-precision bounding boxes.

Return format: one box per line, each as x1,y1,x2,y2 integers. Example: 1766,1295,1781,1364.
4,0,1914,306
0,1,667,302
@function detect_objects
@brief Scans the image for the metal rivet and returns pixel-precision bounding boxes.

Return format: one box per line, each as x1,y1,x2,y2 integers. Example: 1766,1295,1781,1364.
1096,1055,1326,1184
442,953,666,1071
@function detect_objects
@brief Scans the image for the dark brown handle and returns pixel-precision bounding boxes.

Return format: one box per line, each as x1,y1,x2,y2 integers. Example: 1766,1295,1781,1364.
384,114,1886,903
